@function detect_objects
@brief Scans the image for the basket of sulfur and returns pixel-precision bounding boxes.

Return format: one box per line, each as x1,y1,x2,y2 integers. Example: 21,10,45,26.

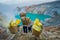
9,20,18,34
32,18,43,37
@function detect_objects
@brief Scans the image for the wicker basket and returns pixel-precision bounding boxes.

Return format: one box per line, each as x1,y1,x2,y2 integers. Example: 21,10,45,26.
32,29,42,37
9,26,18,34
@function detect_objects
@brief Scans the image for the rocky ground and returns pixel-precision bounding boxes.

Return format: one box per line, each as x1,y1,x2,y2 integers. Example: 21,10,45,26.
0,31,60,40
0,27,60,40
9,31,60,40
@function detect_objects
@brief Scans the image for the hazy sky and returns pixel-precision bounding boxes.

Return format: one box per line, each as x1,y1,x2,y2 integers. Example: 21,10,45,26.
0,0,57,5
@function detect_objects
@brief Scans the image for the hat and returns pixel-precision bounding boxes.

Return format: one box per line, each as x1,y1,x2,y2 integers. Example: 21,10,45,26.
20,12,26,17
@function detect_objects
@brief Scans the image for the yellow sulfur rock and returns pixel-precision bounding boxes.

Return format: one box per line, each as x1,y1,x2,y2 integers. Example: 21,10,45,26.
15,19,21,25
32,18,42,32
